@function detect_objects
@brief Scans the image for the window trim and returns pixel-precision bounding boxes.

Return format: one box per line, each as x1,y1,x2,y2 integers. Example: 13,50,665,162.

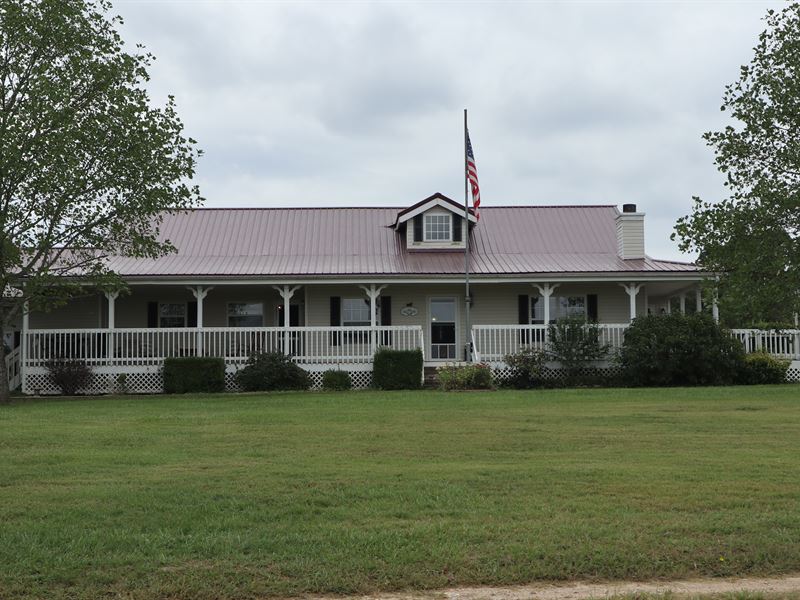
341,297,372,327
530,294,588,323
158,302,187,328
423,213,452,242
226,301,265,328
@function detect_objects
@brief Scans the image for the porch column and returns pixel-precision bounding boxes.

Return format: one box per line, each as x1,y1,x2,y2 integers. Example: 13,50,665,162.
695,287,702,313
188,286,212,356
532,283,559,325
619,283,643,323
20,301,28,395
712,292,719,323
272,285,300,355
679,294,686,315
665,298,671,314
105,291,118,361
360,284,387,354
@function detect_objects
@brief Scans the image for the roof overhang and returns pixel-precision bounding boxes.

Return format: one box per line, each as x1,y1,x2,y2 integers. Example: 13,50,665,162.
394,193,478,229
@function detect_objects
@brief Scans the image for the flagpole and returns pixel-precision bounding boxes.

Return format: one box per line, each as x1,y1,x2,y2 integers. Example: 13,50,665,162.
464,108,471,362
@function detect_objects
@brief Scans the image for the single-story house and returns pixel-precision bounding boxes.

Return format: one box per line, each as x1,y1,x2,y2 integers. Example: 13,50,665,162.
6,193,799,393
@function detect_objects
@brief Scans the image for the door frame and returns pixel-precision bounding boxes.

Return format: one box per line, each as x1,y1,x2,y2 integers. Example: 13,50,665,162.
427,296,459,361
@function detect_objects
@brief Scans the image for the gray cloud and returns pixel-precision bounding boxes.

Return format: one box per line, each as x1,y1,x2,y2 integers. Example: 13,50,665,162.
114,0,780,260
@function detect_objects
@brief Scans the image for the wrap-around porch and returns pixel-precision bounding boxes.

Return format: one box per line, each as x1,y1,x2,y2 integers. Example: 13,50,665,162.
8,279,798,393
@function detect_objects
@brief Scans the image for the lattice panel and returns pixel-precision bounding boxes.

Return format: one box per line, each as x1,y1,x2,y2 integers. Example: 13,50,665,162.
786,366,800,383
24,372,112,395
121,372,163,394
488,364,623,385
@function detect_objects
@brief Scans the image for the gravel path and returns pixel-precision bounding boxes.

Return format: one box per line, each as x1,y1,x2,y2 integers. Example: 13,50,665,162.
333,574,800,600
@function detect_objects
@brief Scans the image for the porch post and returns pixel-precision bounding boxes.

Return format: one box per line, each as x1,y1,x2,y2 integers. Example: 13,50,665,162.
360,284,387,354
679,294,686,315
712,277,720,323
272,285,300,356
20,301,28,395
532,283,559,325
665,298,671,314
618,283,643,323
695,287,702,313
105,291,119,361
188,286,212,356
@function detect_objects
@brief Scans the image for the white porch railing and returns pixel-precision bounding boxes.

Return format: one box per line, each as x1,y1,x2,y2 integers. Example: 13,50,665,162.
731,329,800,360
5,346,21,391
471,324,629,363
22,325,425,368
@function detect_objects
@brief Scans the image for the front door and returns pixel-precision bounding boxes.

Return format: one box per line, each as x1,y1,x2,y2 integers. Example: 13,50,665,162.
430,298,457,360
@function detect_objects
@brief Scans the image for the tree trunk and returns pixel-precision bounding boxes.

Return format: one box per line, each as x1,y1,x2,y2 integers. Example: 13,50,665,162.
0,358,9,404
0,307,10,404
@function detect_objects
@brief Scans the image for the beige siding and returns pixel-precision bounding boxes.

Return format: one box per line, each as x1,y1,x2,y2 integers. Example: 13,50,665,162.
29,294,102,329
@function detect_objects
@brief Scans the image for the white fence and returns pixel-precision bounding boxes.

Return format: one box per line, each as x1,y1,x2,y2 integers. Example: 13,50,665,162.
22,325,426,368
472,324,629,363
731,329,800,360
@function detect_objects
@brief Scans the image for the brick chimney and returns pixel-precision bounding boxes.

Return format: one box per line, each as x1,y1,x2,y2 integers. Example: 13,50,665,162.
616,204,645,260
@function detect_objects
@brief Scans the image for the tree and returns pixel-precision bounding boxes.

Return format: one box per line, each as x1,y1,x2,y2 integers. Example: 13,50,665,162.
0,0,202,403
673,3,800,327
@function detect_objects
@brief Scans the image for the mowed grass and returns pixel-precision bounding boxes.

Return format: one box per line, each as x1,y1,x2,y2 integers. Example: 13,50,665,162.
1,387,799,600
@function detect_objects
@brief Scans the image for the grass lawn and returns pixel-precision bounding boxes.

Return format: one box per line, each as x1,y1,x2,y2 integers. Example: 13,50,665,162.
1,386,799,600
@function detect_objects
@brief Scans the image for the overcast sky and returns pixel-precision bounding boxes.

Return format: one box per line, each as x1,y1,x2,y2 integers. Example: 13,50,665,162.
115,0,780,261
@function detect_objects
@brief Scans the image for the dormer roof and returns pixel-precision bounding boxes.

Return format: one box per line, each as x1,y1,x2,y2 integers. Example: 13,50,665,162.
393,193,478,230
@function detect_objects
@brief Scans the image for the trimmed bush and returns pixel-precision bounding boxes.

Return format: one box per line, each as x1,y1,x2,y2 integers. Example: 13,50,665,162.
163,357,225,393
437,363,493,391
372,348,423,390
44,358,92,395
737,352,789,385
322,369,351,391
236,351,310,392
502,347,547,388
547,317,610,385
619,313,745,387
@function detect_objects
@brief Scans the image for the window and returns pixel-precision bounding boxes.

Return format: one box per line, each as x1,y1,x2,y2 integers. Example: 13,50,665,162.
424,213,451,241
530,295,587,323
227,302,264,327
342,298,371,326
159,303,186,328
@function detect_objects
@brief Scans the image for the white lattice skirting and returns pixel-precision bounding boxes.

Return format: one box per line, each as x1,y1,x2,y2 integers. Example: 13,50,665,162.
23,363,375,395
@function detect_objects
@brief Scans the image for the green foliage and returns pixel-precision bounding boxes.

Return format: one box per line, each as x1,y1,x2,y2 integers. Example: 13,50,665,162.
321,369,351,391
163,357,225,394
236,352,310,392
673,4,800,326
0,0,202,403
372,348,423,390
547,317,609,385
437,363,493,391
737,352,789,385
619,314,746,386
44,358,93,395
502,347,547,389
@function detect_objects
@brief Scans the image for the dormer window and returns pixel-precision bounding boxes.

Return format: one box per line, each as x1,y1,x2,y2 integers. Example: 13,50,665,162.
424,214,451,242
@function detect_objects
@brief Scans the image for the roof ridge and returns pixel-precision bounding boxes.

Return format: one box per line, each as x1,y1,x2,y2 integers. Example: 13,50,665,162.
177,205,619,211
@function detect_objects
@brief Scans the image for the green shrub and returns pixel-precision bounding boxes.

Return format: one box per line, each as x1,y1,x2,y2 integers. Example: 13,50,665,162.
619,313,746,387
502,347,547,389
322,369,351,391
372,348,423,390
547,317,610,385
44,358,92,395
236,352,310,392
437,363,493,391
163,357,225,393
737,352,789,385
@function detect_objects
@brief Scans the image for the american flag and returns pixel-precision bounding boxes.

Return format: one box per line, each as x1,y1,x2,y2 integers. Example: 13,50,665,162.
466,129,481,219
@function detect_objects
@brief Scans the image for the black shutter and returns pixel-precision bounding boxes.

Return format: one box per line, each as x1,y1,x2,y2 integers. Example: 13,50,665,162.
187,301,197,327
587,294,598,322
452,214,463,242
413,215,423,242
380,296,392,346
518,295,529,324
330,296,341,346
518,294,530,345
147,302,158,328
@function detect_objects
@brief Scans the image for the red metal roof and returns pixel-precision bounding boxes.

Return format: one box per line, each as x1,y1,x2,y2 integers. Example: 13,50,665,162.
106,206,699,278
